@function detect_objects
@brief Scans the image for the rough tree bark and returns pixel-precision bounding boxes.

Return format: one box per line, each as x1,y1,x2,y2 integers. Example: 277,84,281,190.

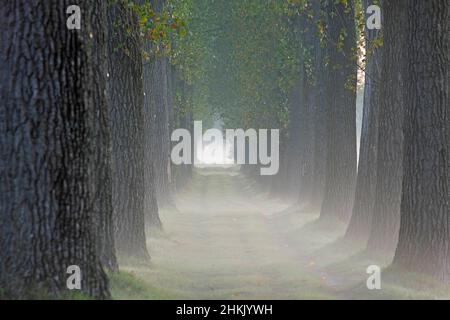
107,1,150,261
139,0,163,230
0,1,109,298
92,0,118,272
392,0,449,281
319,0,358,223
366,0,407,256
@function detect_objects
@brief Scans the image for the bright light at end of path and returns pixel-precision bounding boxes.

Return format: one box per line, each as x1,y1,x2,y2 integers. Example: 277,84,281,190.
196,137,235,166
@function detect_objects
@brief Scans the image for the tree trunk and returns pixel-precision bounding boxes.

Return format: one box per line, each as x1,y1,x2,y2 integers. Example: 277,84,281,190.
92,0,118,272
296,12,318,210
0,0,109,298
143,53,162,228
107,1,150,262
285,80,303,198
172,72,194,190
392,0,449,281
344,0,382,243
309,1,328,212
296,66,314,209
366,0,407,256
319,0,358,223
147,0,174,208
139,1,163,230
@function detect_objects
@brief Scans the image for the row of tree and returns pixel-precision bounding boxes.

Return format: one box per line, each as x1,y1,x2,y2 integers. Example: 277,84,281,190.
183,0,449,282
0,0,448,299
0,0,193,299
272,0,449,282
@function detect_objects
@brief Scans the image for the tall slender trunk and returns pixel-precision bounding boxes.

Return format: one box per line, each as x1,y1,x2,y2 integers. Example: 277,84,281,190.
147,0,173,208
140,0,163,230
319,0,358,223
172,72,194,190
309,1,328,211
392,0,449,281
285,80,303,198
296,12,318,210
344,0,382,243
366,0,407,256
0,0,109,298
142,86,161,230
92,0,118,272
296,66,314,208
107,1,150,262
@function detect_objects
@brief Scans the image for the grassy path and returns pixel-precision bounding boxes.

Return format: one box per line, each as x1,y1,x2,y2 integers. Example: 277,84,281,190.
111,168,450,300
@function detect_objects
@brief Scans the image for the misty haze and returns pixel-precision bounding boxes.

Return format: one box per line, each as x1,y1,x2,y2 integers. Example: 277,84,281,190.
0,0,449,303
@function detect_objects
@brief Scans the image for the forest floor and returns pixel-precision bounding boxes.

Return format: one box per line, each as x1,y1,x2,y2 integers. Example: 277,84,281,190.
111,168,450,300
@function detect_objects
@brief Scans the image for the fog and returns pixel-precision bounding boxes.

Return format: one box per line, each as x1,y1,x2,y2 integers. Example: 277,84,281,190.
112,166,447,300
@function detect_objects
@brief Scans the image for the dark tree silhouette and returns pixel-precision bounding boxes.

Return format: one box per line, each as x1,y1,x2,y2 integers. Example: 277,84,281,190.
344,0,383,244
146,0,175,208
307,0,328,212
140,0,163,229
92,0,118,272
319,0,358,223
0,0,109,298
392,0,449,281
366,0,407,256
296,10,322,211
107,1,150,262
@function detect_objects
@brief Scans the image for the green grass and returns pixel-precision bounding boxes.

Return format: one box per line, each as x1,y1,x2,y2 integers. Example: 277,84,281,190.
107,170,341,300
346,267,450,300
5,169,448,300
110,271,178,300
108,170,450,300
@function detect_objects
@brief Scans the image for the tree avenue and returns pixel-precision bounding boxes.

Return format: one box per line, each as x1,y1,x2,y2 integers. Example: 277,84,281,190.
0,0,448,300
